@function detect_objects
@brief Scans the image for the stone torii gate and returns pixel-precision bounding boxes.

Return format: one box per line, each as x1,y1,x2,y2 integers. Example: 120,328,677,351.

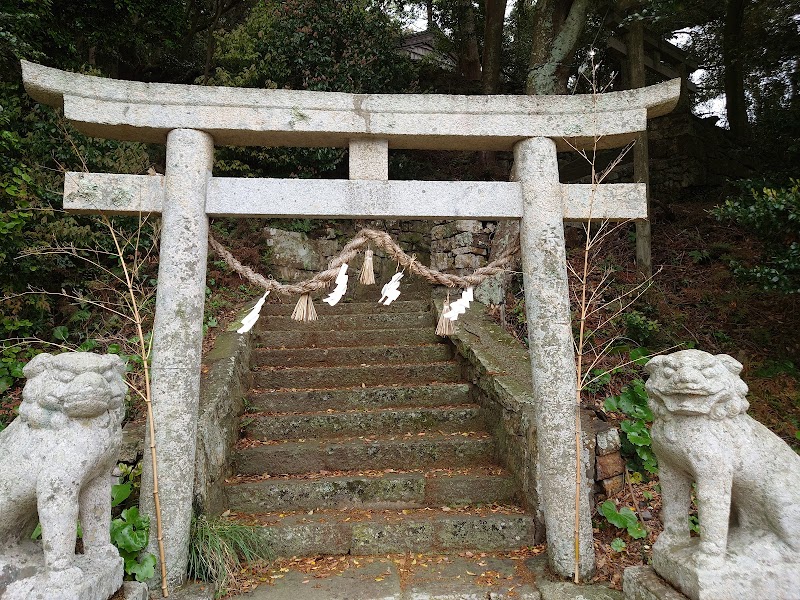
22,61,679,589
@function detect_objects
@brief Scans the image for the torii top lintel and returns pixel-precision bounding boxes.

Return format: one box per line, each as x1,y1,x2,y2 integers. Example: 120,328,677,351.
22,61,679,153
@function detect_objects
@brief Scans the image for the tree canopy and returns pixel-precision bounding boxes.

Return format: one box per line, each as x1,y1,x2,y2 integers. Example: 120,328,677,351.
0,0,798,394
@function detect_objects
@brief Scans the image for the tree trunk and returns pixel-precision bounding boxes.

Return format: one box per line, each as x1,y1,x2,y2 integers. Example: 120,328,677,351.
627,20,652,279
491,0,593,289
202,0,224,85
458,0,482,81
482,0,508,94
723,0,749,140
526,0,591,95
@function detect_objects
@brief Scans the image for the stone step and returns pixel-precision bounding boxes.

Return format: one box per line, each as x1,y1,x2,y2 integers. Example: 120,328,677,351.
230,506,535,557
258,300,430,316
226,469,520,512
252,343,452,368
252,361,462,390
255,327,441,349
258,553,546,600
258,312,434,332
246,383,472,414
243,406,483,440
233,432,496,476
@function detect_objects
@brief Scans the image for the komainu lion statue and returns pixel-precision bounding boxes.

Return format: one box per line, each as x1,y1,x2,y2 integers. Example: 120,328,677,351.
0,352,127,600
644,349,800,600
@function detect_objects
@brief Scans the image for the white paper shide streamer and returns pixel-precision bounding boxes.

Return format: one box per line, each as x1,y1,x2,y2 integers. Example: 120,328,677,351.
379,272,404,305
237,291,270,334
323,263,349,306
443,287,473,321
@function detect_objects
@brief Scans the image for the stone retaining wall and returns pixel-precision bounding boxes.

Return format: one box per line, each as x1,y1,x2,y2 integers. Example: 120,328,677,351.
441,297,626,533
193,310,254,515
429,220,494,274
430,220,506,305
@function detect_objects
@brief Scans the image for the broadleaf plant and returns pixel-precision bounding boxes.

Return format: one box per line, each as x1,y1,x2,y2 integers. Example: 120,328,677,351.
600,500,647,540
604,372,658,475
111,507,156,582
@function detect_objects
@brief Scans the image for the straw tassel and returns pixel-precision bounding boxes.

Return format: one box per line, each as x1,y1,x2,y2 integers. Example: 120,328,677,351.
291,293,318,322
359,248,375,285
436,292,455,337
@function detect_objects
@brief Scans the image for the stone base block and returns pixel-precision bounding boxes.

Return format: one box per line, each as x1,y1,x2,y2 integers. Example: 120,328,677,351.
652,534,800,600
1,542,123,600
119,581,149,600
599,473,625,497
165,581,216,599
623,566,688,600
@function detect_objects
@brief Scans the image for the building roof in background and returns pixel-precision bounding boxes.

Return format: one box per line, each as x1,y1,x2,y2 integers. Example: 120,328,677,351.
399,30,456,69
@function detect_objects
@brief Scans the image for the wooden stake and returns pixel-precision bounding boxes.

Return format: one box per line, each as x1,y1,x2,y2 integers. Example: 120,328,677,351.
104,216,168,597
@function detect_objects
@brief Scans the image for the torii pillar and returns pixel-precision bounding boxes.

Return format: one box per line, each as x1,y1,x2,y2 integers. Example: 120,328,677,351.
21,60,679,590
147,129,215,583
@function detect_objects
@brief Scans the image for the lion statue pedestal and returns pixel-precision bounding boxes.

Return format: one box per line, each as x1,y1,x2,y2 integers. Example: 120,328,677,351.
0,352,127,600
625,349,800,600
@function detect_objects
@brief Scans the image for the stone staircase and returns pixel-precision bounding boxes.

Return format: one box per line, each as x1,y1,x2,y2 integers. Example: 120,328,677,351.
223,298,536,557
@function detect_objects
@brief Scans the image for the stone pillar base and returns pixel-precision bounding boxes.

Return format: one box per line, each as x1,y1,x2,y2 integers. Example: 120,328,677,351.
120,581,150,600
623,566,688,600
648,533,800,600
1,542,123,600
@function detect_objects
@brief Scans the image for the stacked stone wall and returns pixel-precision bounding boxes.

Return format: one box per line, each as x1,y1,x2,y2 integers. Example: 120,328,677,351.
560,111,753,197
429,220,495,274
263,219,432,299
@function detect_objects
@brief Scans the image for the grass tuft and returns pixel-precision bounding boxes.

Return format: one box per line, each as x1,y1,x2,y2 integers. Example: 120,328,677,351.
188,515,273,598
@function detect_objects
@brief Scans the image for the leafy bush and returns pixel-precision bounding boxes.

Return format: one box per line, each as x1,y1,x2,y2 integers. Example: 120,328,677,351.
111,507,156,582
622,310,660,346
604,374,658,476
0,344,30,394
109,461,155,582
1,74,156,405
713,180,800,293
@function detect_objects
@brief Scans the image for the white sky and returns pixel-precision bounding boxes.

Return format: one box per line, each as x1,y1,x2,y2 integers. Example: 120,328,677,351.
670,29,727,124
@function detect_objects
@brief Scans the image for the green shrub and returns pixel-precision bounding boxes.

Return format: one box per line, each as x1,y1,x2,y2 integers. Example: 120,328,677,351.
713,180,800,293
599,500,646,539
604,374,658,476
111,507,156,582
623,311,660,346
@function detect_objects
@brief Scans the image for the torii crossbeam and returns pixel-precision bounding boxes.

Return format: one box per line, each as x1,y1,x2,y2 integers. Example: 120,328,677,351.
22,60,680,590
